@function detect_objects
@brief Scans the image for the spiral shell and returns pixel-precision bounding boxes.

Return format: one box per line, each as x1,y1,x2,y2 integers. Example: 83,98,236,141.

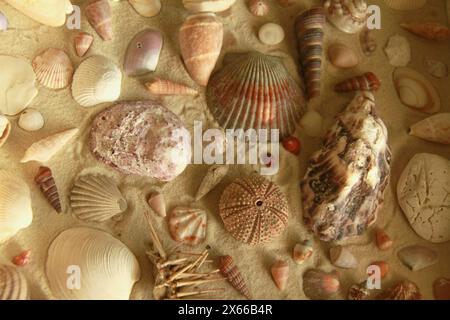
324,0,369,34
32,48,73,90
335,72,381,92
0,264,29,300
168,207,207,246
271,260,289,290
85,0,113,41
218,255,251,299
35,166,62,213
74,32,94,57
302,269,340,300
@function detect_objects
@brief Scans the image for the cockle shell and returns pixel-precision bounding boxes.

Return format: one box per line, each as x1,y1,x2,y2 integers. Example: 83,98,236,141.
248,0,269,16
303,269,340,300
183,0,236,13
377,281,421,300
0,55,38,116
0,170,33,244
74,32,94,57
409,113,450,145
147,191,166,217
32,48,73,90
46,227,141,299
145,78,198,96
0,11,8,31
324,0,369,34
70,174,127,222
359,27,377,56
129,0,161,17
206,52,306,139
384,34,411,67
401,22,450,42
293,240,314,265
329,246,358,269
384,0,426,10
85,0,113,41
179,13,223,86
72,55,122,107
219,175,289,245
0,116,11,149
398,245,438,271
18,109,45,132
335,72,381,92
301,92,391,242
375,228,393,250
124,29,163,76
35,166,62,213
21,128,78,163
218,255,251,299
393,67,440,114
168,207,207,246
271,260,289,290
258,23,285,45
195,164,228,200
0,264,29,300
4,0,73,27
424,59,448,79
433,278,450,300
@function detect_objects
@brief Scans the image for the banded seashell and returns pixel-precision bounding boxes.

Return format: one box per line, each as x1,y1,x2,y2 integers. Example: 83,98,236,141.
401,22,450,42
377,281,421,300
409,113,450,145
168,207,207,246
0,115,11,149
85,0,113,41
74,32,94,57
35,166,62,213
384,0,426,10
271,260,289,290
4,0,73,27
145,78,198,96
0,264,29,300
335,72,381,92
18,109,45,132
70,174,127,222
360,27,377,56
248,0,269,16
195,164,228,201
324,0,369,34
32,48,73,90
303,269,340,300
129,0,161,17
398,245,438,271
183,0,236,13
218,255,251,299
206,52,306,139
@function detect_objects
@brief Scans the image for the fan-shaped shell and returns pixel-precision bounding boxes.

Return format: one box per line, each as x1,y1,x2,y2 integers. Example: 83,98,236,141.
0,115,11,149
324,0,369,34
72,55,122,107
0,170,33,243
70,174,127,222
32,48,73,90
4,0,73,27
0,264,29,300
46,227,141,300
168,207,207,246
384,0,426,10
206,52,306,139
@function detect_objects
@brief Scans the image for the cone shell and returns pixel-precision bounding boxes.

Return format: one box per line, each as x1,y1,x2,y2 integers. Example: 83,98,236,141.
271,260,289,290
248,0,269,16
145,78,198,96
401,22,450,41
35,166,62,213
18,109,45,132
360,27,377,56
183,0,236,13
32,48,73,90
195,164,228,200
335,72,381,92
0,115,11,149
168,207,207,246
72,55,122,107
179,13,223,86
302,269,340,300
0,264,29,300
218,255,251,299
0,170,33,243
433,278,450,300
375,228,393,250
147,191,166,217
74,32,94,57
293,240,314,265
129,0,161,17
207,52,306,139
324,0,369,34
398,245,438,271
46,227,141,299
409,113,450,145
4,0,73,27
124,29,163,76
329,246,358,269
70,174,127,222
85,0,113,41
384,0,426,10
377,281,421,300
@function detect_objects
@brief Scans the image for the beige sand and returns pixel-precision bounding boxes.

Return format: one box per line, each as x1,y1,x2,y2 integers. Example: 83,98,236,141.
0,0,449,300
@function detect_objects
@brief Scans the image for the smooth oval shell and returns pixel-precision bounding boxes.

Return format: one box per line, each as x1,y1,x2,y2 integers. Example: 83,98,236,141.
258,23,285,45
0,115,11,148
384,0,426,10
409,113,450,145
46,227,141,300
0,264,29,300
328,43,359,68
32,48,73,90
324,0,369,34
129,0,161,17
183,0,236,12
0,11,7,31
168,207,207,246
74,32,94,57
5,0,73,27
18,109,45,132
85,0,113,41
329,246,358,269
303,269,340,300
398,245,438,271
124,29,163,76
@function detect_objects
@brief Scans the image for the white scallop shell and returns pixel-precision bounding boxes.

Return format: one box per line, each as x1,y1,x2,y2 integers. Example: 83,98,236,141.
183,0,236,12
384,0,426,11
0,115,11,148
0,264,30,300
129,0,161,17
46,227,141,300
0,170,33,243
168,207,207,246
32,48,73,90
71,55,122,107
18,109,45,132
70,174,128,222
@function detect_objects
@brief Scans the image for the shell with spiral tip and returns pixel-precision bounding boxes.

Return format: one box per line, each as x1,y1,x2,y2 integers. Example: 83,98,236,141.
433,278,450,300
218,255,251,299
85,0,113,41
360,27,377,56
21,128,78,163
168,207,207,246
219,175,289,245
145,78,198,96
409,113,450,145
72,55,122,107
195,164,228,200
207,52,306,139
4,0,73,27
147,191,166,217
129,0,161,17
70,174,127,222
0,264,29,300
183,0,236,12
377,281,421,300
46,227,140,299
398,245,438,271
35,166,62,213
335,72,381,92
124,29,163,76
271,260,289,290
401,22,450,41
32,48,73,90
74,32,94,57
0,115,11,149
293,240,314,265
384,0,426,10
0,170,33,243
248,0,269,16
329,246,358,269
303,269,340,300
324,0,369,34
179,13,223,86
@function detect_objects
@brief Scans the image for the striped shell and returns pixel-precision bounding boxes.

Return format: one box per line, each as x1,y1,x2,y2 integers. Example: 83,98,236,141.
219,175,289,245
335,72,381,92
384,0,426,11
324,0,369,34
32,48,73,90
206,52,306,139
35,166,62,213
218,255,251,299
0,264,29,300
168,207,207,246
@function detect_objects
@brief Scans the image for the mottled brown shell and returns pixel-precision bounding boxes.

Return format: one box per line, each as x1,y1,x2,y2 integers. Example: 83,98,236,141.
35,166,62,213
218,255,251,299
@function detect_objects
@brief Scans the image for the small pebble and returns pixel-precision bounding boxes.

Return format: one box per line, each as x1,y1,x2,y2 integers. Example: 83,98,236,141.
12,250,31,267
384,34,411,67
258,23,285,45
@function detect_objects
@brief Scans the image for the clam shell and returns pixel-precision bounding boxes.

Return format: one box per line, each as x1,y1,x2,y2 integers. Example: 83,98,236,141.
433,278,450,300
85,0,113,41
18,108,45,132
195,164,228,201
72,55,122,107
4,0,73,27
324,0,369,34
384,0,426,10
398,245,438,271
129,0,161,17
271,260,289,290
206,52,306,139
74,32,94,57
183,0,236,12
248,0,269,16
393,67,440,114
302,269,340,300
329,246,358,269
46,227,141,299
70,174,127,222
409,113,450,145
168,207,207,246
35,166,62,213
32,48,73,90
147,191,166,217
145,78,198,96
0,170,33,244
0,115,11,149
0,264,29,300
401,22,450,41
0,11,8,31
377,281,421,300
124,29,163,76
293,240,314,265
218,255,251,299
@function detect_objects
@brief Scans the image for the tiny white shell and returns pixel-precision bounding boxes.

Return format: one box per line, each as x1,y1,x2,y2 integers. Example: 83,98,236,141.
18,109,45,132
258,23,285,45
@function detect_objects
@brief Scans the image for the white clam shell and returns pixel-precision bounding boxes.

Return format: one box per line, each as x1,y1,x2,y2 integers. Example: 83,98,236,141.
46,227,141,300
0,264,29,300
384,0,426,10
0,115,11,148
18,109,45,132
129,0,161,17
4,0,73,27
183,0,236,12
32,48,73,90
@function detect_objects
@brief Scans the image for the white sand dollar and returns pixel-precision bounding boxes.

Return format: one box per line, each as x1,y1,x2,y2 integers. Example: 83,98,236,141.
258,23,285,45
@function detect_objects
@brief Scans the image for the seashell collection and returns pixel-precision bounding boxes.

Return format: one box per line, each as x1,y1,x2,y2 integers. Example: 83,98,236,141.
0,0,449,301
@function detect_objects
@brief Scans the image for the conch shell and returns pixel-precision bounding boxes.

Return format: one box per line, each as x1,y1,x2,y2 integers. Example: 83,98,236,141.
409,113,450,145
4,0,73,27
218,255,251,299
35,166,62,213
195,164,228,200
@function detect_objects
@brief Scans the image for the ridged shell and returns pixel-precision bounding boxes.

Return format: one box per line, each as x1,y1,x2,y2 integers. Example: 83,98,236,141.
433,278,450,300
35,166,62,213
0,264,29,300
248,0,269,16
195,164,228,200
32,48,73,90
293,240,314,265
129,0,161,17
329,246,358,269
46,227,141,300
409,113,450,145
70,174,127,222
301,92,391,241
168,207,207,246
218,255,251,299
18,109,45,132
219,175,289,245
324,0,369,34
0,170,33,243
145,78,197,96
302,269,340,300
377,281,421,300
85,0,113,41
401,22,450,41
335,72,381,92
384,0,426,10
72,55,122,107
124,29,163,76
183,0,236,12
271,260,289,290
398,245,438,271
206,52,306,139
74,32,94,57
0,115,11,149
4,0,73,27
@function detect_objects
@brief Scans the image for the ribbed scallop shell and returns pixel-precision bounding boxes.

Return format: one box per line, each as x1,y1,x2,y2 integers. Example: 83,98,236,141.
46,227,141,300
0,115,11,149
384,0,426,10
71,55,122,107
168,207,207,246
32,48,73,90
70,174,127,222
0,264,29,300
206,52,306,139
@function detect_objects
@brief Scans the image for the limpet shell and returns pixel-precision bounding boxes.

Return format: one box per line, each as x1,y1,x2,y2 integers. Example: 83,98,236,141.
0,115,11,148
18,109,45,132
168,207,207,246
0,264,29,300
124,29,163,76
32,48,73,90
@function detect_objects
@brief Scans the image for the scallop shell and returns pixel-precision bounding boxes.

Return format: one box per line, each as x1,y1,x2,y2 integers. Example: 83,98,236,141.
145,78,197,96
324,0,369,34
335,72,381,92
401,22,450,41
0,11,8,31
384,0,426,10
393,67,440,114
195,164,228,201
32,48,73,90
303,269,340,300
0,264,29,300
46,227,141,299
129,0,161,17
409,113,450,145
248,0,269,16
85,0,113,41
70,174,127,222
35,166,62,213
359,27,377,56
183,0,236,12
271,260,289,290
219,175,289,245
147,191,166,217
4,0,73,27
74,32,94,57
124,29,163,76
168,207,207,246
398,245,438,271
377,281,421,300
433,278,450,300
329,246,358,269
0,170,33,244
218,255,251,299
72,55,122,107
21,128,78,163
293,240,314,265
18,109,44,132
0,115,11,149
206,52,306,139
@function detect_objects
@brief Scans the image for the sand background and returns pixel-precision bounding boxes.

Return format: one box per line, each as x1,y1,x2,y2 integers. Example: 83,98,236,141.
0,0,449,300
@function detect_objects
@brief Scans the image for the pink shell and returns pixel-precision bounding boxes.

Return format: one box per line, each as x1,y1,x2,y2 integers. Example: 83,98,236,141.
168,207,207,246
